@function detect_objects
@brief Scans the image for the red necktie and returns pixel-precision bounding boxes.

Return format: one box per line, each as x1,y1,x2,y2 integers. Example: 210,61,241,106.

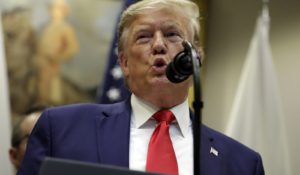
146,110,178,175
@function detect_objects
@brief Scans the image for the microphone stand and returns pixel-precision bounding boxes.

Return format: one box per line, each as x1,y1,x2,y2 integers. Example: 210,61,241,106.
184,41,203,175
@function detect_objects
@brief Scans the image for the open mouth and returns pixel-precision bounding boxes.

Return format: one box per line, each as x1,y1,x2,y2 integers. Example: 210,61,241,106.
152,58,167,74
154,59,166,67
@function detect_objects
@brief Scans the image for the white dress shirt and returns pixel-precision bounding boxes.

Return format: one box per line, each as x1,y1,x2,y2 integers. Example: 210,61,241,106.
129,94,193,175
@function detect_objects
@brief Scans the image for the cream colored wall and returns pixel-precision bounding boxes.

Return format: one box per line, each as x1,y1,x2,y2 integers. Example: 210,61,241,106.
203,0,299,174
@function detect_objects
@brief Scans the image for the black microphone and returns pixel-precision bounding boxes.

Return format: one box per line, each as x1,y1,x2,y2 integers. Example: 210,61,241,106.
166,41,199,83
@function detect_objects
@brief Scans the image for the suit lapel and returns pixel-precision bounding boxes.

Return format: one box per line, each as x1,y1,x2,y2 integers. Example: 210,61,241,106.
95,98,132,168
201,125,222,175
190,111,222,175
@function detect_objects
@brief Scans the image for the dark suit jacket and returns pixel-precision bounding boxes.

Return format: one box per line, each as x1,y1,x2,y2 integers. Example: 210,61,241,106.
17,99,264,175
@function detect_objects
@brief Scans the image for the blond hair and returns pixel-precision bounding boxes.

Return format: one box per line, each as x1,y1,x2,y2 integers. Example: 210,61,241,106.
118,0,200,51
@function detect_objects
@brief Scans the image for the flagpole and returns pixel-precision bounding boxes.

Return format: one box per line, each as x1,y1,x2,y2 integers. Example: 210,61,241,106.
262,0,269,15
262,0,269,5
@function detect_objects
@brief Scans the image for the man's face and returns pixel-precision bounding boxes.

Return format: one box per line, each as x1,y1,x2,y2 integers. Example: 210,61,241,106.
9,113,40,170
12,133,29,169
119,9,193,108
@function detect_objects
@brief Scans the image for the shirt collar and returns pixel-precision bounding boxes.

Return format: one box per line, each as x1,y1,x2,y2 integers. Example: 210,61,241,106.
131,94,191,137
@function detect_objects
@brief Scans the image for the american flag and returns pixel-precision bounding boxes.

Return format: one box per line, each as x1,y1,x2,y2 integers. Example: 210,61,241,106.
97,0,137,104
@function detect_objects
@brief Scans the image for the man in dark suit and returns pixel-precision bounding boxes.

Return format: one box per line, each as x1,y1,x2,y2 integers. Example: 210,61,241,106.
18,0,264,175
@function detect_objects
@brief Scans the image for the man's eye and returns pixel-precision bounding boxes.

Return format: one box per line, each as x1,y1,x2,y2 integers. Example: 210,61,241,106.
166,32,180,37
137,35,149,39
165,31,182,42
136,34,151,43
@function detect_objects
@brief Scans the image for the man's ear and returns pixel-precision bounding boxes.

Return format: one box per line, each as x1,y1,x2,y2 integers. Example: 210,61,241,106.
196,46,204,65
9,148,18,168
118,51,129,77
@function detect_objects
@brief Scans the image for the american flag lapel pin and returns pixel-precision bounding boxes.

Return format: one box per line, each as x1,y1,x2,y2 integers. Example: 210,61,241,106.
210,147,218,156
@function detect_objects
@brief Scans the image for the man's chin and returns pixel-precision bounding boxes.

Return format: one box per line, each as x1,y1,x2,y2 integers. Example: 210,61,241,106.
152,75,171,84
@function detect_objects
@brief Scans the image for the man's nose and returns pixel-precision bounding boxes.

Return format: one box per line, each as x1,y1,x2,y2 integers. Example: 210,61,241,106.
152,32,167,54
